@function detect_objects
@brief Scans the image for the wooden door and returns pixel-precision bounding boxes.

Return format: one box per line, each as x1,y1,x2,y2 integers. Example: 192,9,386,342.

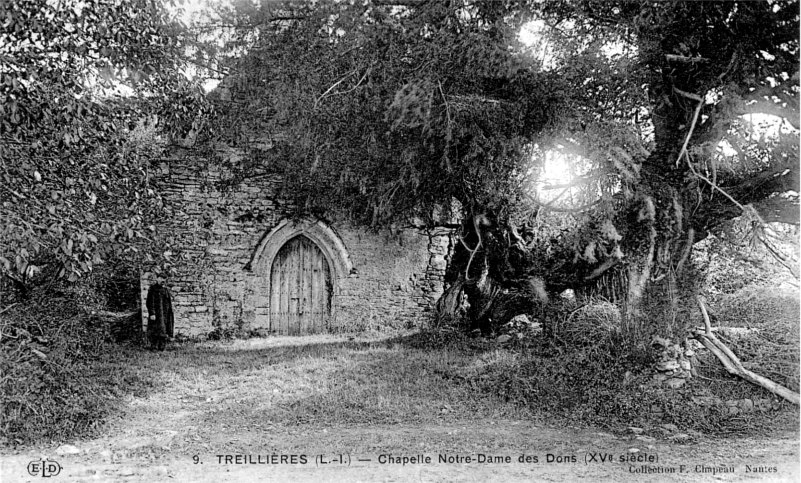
269,235,332,334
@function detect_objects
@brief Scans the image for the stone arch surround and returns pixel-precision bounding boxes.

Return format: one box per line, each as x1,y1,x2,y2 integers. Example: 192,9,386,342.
139,156,453,336
249,219,353,286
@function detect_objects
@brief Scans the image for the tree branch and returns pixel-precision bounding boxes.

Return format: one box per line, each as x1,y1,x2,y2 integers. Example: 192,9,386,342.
673,88,704,168
314,67,370,109
373,0,430,6
741,83,800,129
665,54,709,63
584,257,618,281
694,296,800,405
438,79,453,172
459,215,483,281
526,191,601,213
314,71,356,109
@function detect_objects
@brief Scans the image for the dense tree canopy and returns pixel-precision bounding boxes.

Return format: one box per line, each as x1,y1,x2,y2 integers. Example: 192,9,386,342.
191,0,798,332
200,0,558,227
2,0,798,337
0,0,207,288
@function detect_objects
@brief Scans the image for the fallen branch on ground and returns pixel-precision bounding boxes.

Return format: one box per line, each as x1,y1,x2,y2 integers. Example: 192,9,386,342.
693,296,799,405
0,303,19,316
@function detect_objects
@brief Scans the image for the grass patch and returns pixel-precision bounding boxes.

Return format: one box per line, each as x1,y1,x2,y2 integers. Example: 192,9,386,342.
110,334,530,434
3,286,797,448
458,286,800,437
0,297,153,446
470,337,798,435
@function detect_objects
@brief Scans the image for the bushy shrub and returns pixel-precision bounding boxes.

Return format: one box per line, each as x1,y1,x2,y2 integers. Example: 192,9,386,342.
0,289,150,446
473,336,795,433
550,300,620,347
207,326,243,341
463,292,799,433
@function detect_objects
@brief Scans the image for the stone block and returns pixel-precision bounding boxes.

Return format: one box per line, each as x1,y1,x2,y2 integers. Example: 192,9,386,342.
510,314,532,325
663,378,685,389
656,360,680,371
429,256,447,271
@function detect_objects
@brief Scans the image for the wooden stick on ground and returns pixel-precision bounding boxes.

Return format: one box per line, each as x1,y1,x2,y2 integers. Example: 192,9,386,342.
0,303,19,316
693,296,799,405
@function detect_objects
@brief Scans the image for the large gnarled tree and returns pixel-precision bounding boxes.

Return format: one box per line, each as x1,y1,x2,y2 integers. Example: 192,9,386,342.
194,0,797,337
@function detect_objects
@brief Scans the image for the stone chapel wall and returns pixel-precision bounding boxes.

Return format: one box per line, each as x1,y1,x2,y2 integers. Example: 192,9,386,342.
140,154,450,337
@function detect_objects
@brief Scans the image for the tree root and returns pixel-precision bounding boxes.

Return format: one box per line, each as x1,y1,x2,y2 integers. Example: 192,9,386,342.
693,296,799,405
434,278,466,328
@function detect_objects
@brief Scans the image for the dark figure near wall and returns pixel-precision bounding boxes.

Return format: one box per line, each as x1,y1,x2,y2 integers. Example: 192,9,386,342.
146,282,174,351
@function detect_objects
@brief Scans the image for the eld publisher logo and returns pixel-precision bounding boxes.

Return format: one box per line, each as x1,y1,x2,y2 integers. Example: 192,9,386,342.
27,459,62,478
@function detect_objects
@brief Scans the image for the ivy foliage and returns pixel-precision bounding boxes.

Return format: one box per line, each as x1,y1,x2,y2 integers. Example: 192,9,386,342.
0,0,209,286
204,0,562,227
1,0,797,317
203,0,798,252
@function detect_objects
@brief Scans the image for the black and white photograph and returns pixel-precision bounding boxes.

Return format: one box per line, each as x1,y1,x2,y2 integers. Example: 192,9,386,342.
1,0,799,481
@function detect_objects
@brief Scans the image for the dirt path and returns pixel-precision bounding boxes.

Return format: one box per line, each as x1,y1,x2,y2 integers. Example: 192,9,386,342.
2,336,799,482
2,422,798,482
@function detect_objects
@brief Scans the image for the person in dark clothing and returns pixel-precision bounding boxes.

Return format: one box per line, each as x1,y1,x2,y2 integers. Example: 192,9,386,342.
146,281,174,351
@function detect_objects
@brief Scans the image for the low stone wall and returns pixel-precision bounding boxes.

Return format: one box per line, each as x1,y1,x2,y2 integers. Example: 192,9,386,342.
652,336,781,414
652,337,698,389
140,155,451,337
692,395,779,415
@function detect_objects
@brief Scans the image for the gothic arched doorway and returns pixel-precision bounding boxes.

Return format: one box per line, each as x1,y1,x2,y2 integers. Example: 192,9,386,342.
269,235,332,334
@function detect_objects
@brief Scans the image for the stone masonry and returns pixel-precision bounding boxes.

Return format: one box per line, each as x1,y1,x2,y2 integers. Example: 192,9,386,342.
140,153,450,337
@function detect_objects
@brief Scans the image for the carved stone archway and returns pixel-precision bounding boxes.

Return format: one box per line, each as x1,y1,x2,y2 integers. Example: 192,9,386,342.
249,219,352,288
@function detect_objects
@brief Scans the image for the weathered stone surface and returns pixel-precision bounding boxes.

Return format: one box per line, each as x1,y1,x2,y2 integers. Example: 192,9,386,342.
510,314,531,325
738,399,755,412
656,360,680,371
429,256,447,271
651,336,671,347
755,398,772,409
140,157,452,336
663,378,686,389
